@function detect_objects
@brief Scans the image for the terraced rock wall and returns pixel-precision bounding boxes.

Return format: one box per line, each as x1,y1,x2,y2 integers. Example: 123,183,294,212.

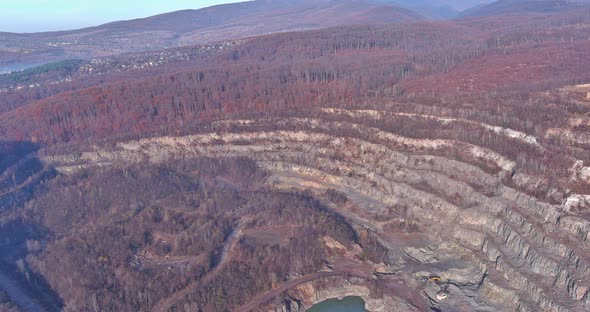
39,107,590,311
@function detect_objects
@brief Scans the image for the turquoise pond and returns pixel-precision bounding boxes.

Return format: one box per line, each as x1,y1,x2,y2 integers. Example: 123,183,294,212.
307,296,367,312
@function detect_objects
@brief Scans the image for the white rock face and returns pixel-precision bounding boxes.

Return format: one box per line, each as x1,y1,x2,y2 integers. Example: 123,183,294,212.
579,167,590,183
565,194,590,214
322,108,540,146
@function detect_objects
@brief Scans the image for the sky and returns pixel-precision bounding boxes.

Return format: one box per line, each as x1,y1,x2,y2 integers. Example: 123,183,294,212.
0,0,245,33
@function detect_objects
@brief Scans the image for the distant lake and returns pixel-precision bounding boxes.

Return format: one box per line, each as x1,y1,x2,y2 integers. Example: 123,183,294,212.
307,296,367,312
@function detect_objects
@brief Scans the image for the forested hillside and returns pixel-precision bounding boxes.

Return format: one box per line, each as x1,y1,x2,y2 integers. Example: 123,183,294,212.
1,10,589,144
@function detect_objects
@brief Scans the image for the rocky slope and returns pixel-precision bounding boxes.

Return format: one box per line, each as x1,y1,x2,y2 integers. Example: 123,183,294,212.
33,103,590,311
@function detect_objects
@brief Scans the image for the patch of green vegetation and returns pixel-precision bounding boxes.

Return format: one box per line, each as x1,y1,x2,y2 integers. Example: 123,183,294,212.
0,59,85,86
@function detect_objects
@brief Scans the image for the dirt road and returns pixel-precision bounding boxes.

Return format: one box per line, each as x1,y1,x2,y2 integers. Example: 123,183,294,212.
151,224,245,312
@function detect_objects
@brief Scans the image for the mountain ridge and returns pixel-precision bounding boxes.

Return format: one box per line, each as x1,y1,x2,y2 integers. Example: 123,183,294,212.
0,0,423,72
461,0,590,17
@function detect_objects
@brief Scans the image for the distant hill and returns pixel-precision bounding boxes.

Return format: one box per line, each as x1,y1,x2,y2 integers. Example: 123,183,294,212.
461,0,590,17
386,0,493,19
0,0,422,72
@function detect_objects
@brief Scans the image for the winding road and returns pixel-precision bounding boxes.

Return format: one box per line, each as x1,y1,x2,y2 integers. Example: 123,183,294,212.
151,223,245,312
235,271,345,312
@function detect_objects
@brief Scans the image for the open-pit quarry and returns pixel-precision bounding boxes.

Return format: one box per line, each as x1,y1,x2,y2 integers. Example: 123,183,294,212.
24,105,589,312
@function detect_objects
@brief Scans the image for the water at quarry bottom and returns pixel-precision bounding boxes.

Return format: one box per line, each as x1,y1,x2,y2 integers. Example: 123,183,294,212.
307,296,367,312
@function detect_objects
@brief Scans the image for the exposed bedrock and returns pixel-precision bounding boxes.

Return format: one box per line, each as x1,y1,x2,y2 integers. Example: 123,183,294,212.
38,111,590,312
